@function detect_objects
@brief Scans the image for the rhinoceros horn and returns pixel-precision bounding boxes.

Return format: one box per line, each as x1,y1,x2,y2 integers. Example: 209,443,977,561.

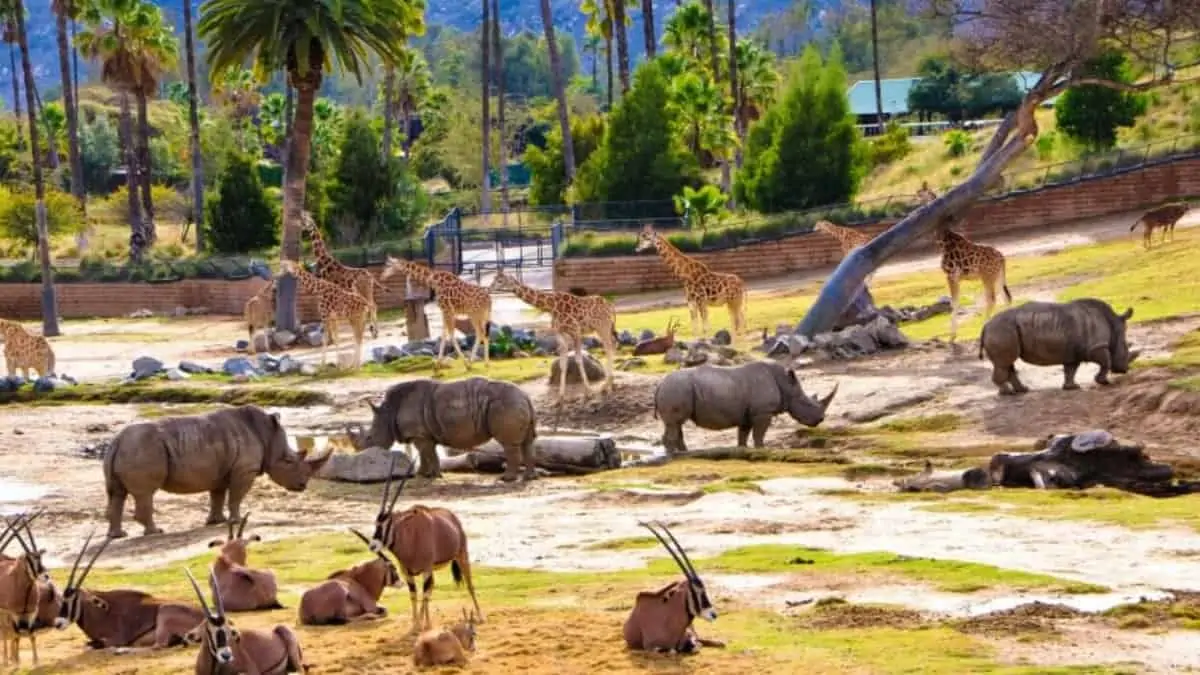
817,383,839,412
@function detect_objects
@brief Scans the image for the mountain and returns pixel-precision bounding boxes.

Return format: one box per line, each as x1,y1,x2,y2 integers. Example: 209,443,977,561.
1,0,809,108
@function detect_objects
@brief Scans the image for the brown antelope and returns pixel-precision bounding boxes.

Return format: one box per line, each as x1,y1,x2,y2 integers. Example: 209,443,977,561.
0,511,54,667
298,529,400,626
623,521,724,654
633,317,680,356
183,567,309,674
412,608,479,668
208,514,283,612
367,455,484,633
0,513,56,664
55,529,205,650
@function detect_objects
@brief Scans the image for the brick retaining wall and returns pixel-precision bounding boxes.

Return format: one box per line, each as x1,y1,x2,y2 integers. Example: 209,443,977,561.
552,156,1200,295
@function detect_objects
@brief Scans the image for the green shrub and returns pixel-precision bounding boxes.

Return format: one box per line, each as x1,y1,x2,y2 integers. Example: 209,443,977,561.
943,130,971,158
0,186,84,247
204,151,279,254
867,121,913,167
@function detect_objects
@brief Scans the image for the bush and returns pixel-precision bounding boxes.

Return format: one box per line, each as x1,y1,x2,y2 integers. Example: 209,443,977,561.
204,151,279,254
867,121,912,168
0,186,85,247
1055,49,1148,150
91,185,190,228
525,114,605,206
943,130,971,158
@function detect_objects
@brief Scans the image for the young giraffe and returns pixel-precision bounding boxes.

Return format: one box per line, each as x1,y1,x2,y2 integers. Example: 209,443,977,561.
1129,202,1190,250
279,260,373,369
381,255,492,371
916,181,937,205
243,280,276,354
634,224,747,344
300,212,385,339
0,318,55,379
489,269,616,400
934,228,1012,343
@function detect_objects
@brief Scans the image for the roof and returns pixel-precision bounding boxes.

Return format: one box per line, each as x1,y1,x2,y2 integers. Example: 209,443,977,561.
847,71,1057,117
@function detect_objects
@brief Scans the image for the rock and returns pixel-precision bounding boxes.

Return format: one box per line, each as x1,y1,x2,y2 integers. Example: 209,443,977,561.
767,338,791,357
617,330,637,347
272,330,297,348
371,345,405,364
165,368,189,381
257,354,280,373
79,439,112,460
59,374,78,385
713,329,732,346
316,446,418,483
618,357,646,370
33,377,59,393
535,334,560,353
127,308,154,319
664,346,685,364
303,329,324,348
682,350,710,368
532,347,549,357
582,336,602,350
299,363,318,376
85,423,110,433
547,352,607,385
252,333,271,353
0,377,20,393
178,360,213,375
784,334,813,357
131,356,165,380
277,355,304,375
222,357,260,377
234,339,250,352
639,329,656,341
1070,430,1116,453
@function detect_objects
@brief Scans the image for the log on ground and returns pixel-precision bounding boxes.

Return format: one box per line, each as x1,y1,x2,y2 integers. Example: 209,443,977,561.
441,435,622,475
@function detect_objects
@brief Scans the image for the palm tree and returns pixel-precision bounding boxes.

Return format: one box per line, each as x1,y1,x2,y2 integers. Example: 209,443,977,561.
13,0,60,336
480,0,491,216
583,33,601,91
181,0,204,252
390,52,430,156
641,0,655,58
53,0,85,216
199,0,417,331
612,0,630,94
539,0,574,180
212,67,261,146
733,40,778,131
381,64,395,160
663,2,723,70
581,0,613,107
869,0,884,134
491,0,507,223
2,17,23,151
725,0,737,197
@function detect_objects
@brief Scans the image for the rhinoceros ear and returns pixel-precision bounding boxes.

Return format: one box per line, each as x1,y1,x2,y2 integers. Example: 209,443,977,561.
1120,307,1134,321
786,368,799,385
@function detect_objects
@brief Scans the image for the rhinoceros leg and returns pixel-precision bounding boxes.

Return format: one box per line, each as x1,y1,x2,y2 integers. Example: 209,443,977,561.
498,443,522,483
415,440,441,478
1008,368,1029,394
519,439,537,481
662,422,688,455
750,417,772,448
205,489,228,526
736,425,750,447
226,475,256,523
132,492,164,536
1090,347,1112,385
106,488,129,539
1062,362,1081,390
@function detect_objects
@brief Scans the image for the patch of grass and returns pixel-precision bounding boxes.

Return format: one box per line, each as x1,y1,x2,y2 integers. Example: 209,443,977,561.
135,402,224,418
578,458,851,490
877,413,964,434
0,382,330,407
1142,329,1200,372
1104,594,1200,631
1169,375,1200,391
584,536,659,551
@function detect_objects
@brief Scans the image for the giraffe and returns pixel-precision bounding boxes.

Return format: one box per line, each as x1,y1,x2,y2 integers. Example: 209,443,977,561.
279,260,373,369
1129,202,1190,249
243,280,276,354
300,212,385,339
813,220,879,286
634,224,747,344
381,255,492,371
0,319,54,379
916,181,937,205
934,227,1012,343
488,269,616,400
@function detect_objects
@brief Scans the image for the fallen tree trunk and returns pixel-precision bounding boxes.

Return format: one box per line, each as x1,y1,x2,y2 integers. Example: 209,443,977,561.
441,435,622,476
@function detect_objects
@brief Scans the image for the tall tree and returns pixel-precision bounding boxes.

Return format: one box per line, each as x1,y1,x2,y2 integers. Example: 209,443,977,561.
199,0,420,331
53,0,85,216
612,0,630,93
641,0,655,58
14,0,59,336
491,0,508,223
869,0,884,134
539,0,574,181
480,0,491,217
726,0,739,203
381,66,395,160
3,20,23,151
182,0,204,252
799,0,1200,336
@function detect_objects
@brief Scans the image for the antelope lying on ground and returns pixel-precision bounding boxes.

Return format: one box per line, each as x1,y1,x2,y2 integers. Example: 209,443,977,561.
55,529,205,649
298,529,400,625
412,608,479,668
623,521,725,654
183,567,308,674
208,514,283,612
633,317,680,356
367,456,485,633
0,511,54,667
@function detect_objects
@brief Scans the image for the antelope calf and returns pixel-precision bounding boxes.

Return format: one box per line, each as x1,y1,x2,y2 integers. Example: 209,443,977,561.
298,529,400,625
0,512,54,667
623,521,724,654
367,456,484,633
183,567,308,674
412,608,479,668
208,514,283,612
56,530,205,649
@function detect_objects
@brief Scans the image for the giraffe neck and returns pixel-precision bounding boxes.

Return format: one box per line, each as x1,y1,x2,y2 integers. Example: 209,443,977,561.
400,261,439,289
290,267,325,294
307,227,337,269
655,236,705,280
507,280,558,313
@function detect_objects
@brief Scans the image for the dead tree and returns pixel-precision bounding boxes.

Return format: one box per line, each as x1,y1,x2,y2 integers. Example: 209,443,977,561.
798,0,1199,336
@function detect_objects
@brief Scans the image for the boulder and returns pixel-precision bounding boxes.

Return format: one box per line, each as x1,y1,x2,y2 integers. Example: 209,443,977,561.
316,446,418,483
178,360,213,375
547,352,607,385
222,357,260,377
252,333,271,353
130,356,164,381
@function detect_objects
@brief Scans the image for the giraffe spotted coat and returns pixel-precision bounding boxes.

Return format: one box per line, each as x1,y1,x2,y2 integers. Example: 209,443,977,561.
0,318,55,379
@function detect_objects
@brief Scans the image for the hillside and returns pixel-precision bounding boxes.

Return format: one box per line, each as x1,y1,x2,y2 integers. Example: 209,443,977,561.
2,0,800,106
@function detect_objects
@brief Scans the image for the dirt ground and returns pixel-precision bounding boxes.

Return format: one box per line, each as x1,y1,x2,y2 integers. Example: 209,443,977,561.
5,210,1200,673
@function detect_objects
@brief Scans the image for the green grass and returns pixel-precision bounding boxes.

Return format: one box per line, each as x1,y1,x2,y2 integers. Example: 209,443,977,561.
0,382,330,407
876,413,964,434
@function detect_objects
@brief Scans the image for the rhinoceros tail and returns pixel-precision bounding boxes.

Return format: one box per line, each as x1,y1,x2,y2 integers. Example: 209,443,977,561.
102,434,123,498
977,325,986,360
1002,284,1012,304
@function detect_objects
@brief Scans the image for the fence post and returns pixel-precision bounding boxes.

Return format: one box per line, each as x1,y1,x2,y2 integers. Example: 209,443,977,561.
550,221,562,259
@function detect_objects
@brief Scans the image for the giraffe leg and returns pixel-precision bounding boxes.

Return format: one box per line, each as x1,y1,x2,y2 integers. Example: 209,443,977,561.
447,317,472,371
574,339,592,400
352,316,366,369
478,314,491,368
982,280,997,321
601,331,616,393
433,316,452,372
320,317,331,366
947,274,962,344
687,299,702,341
555,333,570,401
697,301,711,340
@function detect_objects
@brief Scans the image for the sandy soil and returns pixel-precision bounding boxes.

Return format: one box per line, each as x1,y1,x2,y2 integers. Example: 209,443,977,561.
3,209,1200,672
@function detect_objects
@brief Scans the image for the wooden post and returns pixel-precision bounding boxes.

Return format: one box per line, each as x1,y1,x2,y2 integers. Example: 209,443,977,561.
404,276,430,341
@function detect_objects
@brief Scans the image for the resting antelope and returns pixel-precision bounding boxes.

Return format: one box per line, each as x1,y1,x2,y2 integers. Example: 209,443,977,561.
412,608,479,668
298,529,400,625
367,455,484,633
183,567,308,674
208,514,282,612
623,521,724,654
55,529,205,649
0,511,54,666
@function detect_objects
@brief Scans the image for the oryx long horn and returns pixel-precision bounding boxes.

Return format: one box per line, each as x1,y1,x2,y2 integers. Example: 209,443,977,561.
65,529,97,589
236,513,250,539
379,453,397,516
184,567,214,617
73,535,113,591
387,463,416,514
818,383,839,412
226,518,235,541
10,512,36,556
0,513,26,554
638,521,693,579
349,528,385,561
652,520,700,579
208,567,227,617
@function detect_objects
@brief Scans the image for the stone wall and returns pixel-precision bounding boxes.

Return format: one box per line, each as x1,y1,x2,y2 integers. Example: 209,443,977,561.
552,155,1200,295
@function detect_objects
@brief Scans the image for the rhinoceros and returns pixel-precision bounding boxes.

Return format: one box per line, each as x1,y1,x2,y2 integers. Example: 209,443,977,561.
104,405,332,539
353,377,537,482
653,360,837,454
978,298,1141,395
